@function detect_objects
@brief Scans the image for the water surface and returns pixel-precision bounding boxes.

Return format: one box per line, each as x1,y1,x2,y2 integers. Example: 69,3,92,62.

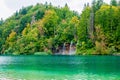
0,55,120,80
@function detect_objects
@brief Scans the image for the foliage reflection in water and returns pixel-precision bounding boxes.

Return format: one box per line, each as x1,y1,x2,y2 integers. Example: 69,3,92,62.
0,55,120,80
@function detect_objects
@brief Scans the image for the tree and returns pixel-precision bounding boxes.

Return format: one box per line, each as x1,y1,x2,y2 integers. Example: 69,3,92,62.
15,11,19,16
7,31,17,42
89,7,95,45
96,0,104,10
92,0,103,12
15,23,39,54
5,31,17,53
35,9,44,20
70,16,79,41
92,0,96,12
1,1,120,55
95,5,119,52
78,7,91,42
19,7,27,15
42,10,59,37
0,18,3,25
19,14,32,33
118,0,120,6
61,3,72,19
110,0,117,6
94,25,111,55
115,25,120,51
22,24,31,36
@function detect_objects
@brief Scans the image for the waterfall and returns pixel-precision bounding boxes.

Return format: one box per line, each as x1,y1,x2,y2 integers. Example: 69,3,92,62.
62,42,76,55
69,41,75,55
62,43,66,55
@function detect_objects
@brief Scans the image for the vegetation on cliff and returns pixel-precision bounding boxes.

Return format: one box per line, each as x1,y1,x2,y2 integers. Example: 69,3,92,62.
0,0,120,55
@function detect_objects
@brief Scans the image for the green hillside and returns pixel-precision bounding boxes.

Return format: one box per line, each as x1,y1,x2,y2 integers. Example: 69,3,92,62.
0,0,120,55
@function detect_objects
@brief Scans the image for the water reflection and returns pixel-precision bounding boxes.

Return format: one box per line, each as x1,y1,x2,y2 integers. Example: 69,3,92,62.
0,55,120,80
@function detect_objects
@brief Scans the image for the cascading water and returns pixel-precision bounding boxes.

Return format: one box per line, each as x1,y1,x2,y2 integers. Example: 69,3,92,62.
62,43,66,55
69,41,76,55
61,42,76,55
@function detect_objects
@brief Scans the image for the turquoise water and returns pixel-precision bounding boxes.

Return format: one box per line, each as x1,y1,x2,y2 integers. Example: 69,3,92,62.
0,55,120,80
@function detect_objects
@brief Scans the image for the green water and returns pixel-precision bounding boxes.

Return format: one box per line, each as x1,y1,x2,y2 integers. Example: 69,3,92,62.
0,55,120,80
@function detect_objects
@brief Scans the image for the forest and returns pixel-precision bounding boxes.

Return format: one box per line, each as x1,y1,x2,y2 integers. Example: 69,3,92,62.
0,0,120,55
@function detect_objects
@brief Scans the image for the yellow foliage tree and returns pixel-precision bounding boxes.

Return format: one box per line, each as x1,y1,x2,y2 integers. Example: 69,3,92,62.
22,23,31,36
5,30,17,53
7,30,17,43
94,25,109,55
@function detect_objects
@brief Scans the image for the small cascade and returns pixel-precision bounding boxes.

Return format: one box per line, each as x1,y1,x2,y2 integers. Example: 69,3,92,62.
69,41,76,55
62,43,66,55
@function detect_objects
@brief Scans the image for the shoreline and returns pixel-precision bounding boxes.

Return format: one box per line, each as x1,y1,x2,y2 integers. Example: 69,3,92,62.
0,53,120,56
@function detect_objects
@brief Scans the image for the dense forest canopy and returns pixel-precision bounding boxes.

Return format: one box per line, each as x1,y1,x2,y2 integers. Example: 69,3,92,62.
0,0,120,55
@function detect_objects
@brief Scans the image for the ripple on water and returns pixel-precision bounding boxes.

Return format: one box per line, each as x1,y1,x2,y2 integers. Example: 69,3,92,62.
0,56,120,80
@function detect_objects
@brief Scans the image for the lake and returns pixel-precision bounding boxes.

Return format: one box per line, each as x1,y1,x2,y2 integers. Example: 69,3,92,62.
0,55,120,80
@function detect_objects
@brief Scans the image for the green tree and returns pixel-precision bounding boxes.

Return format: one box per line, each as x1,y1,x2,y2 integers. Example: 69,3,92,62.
61,3,73,20
92,0,104,12
15,24,39,54
95,5,119,52
35,9,44,20
42,10,59,37
96,0,104,10
77,7,92,54
92,0,96,12
118,0,120,6
0,18,3,25
19,14,32,33
69,16,79,41
78,7,91,42
110,0,117,6
19,7,27,15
